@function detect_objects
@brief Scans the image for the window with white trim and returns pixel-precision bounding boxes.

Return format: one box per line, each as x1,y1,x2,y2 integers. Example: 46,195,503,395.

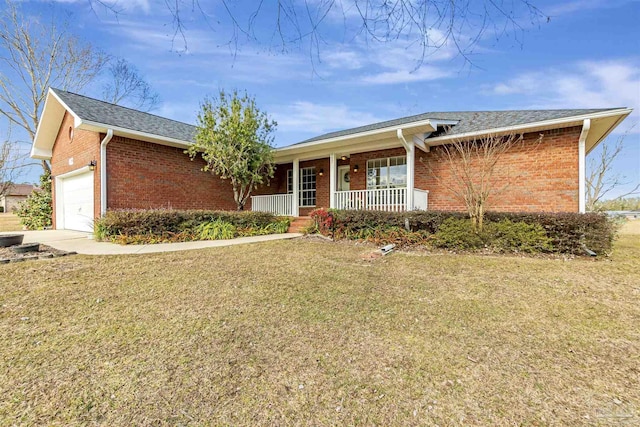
287,167,316,207
366,156,407,189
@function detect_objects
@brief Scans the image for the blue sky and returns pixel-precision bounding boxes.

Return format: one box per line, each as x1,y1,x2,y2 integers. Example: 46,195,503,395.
9,0,640,197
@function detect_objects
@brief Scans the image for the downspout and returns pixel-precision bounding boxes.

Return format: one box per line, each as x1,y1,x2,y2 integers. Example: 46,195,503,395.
396,129,414,211
578,119,590,213
100,129,114,216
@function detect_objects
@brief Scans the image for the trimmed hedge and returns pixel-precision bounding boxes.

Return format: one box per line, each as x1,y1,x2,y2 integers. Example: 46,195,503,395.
309,209,616,255
95,209,290,244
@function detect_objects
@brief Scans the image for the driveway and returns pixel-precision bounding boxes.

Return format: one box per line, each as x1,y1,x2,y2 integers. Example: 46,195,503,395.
0,230,301,255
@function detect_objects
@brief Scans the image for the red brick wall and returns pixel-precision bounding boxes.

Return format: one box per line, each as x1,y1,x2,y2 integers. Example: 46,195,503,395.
418,127,581,212
106,136,239,211
264,127,581,213
50,112,102,228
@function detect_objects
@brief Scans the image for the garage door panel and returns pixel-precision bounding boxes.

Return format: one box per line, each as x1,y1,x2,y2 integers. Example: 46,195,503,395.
60,172,94,232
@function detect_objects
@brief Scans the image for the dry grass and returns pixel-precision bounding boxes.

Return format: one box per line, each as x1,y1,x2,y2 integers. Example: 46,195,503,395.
0,213,21,232
0,227,638,425
620,219,640,235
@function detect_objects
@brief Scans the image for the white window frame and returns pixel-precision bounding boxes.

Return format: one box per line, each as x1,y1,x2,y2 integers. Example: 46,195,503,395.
366,156,407,189
287,168,316,207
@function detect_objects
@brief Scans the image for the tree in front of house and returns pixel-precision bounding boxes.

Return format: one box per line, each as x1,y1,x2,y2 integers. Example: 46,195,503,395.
427,132,542,231
188,90,276,211
16,171,52,230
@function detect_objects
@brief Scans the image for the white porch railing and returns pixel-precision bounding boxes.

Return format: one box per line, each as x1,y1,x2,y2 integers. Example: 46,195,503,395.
251,193,293,216
252,188,428,216
334,188,428,212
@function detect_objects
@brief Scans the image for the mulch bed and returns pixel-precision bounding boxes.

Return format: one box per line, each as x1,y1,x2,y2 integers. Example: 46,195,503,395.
0,244,76,264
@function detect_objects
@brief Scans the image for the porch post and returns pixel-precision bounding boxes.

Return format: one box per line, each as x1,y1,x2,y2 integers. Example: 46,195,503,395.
406,140,415,211
329,153,336,208
292,158,300,217
578,119,590,213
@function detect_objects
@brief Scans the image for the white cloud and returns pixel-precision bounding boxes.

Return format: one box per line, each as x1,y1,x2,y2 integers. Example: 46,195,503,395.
360,66,452,85
491,59,640,113
45,0,151,13
546,0,635,16
272,101,383,134
322,50,363,70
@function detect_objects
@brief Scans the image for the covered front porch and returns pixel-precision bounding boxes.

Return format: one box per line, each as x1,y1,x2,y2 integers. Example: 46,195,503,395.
250,121,445,216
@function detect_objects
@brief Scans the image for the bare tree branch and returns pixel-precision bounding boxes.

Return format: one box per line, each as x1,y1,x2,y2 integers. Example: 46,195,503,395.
0,123,26,199
424,129,542,230
102,58,159,111
0,0,109,173
88,0,547,65
586,124,640,211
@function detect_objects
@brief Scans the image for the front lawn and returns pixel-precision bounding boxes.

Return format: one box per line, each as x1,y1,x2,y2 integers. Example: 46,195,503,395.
1,223,638,425
0,213,21,232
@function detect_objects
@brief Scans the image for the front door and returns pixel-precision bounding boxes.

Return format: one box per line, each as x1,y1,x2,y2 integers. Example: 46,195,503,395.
338,165,350,191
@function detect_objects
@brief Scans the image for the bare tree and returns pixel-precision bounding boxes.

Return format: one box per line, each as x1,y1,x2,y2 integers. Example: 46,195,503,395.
0,0,110,173
425,132,542,230
586,128,640,211
0,126,24,200
102,58,159,111
87,1,547,64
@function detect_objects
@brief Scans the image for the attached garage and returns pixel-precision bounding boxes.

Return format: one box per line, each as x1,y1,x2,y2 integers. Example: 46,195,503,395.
55,168,94,232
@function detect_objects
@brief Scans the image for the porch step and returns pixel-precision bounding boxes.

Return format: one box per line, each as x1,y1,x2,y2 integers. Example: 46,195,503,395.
287,216,312,234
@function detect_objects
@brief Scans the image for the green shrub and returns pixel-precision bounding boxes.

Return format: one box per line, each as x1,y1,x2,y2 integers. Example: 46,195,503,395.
483,211,615,255
484,220,552,253
432,218,486,250
311,209,616,255
196,220,237,240
95,209,289,244
16,171,52,230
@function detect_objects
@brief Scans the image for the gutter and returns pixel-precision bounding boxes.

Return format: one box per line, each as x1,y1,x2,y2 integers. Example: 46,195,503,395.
578,119,590,214
100,129,114,216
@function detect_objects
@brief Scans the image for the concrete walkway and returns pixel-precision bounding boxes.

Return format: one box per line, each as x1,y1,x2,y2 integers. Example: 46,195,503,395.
0,230,302,255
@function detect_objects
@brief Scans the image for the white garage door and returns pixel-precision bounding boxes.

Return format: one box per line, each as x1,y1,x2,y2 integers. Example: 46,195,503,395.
60,171,94,232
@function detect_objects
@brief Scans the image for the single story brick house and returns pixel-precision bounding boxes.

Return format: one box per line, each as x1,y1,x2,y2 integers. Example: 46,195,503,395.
0,184,34,213
31,88,631,232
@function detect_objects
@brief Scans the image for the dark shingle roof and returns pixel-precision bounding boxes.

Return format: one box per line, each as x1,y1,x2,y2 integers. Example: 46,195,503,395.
51,88,622,148
52,88,197,142
296,108,621,145
3,184,35,196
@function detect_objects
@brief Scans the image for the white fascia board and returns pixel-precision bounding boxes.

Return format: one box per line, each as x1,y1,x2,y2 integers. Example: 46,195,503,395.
423,109,633,145
430,119,460,127
585,110,632,155
275,118,436,156
79,120,193,149
31,89,85,159
30,146,53,160
48,89,83,127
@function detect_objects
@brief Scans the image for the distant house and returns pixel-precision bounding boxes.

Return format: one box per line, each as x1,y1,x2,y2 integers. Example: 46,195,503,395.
31,88,632,232
0,184,34,213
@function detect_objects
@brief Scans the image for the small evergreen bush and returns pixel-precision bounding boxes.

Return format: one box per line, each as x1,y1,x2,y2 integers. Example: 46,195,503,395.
16,171,52,230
